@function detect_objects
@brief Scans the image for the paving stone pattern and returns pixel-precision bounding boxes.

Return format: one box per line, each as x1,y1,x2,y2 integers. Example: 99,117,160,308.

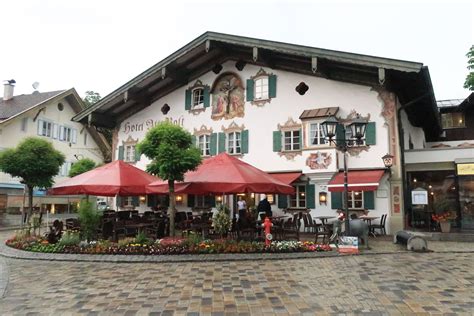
1,252,474,315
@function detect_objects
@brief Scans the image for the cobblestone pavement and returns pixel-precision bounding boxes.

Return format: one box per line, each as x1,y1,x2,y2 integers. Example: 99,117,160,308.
0,252,473,315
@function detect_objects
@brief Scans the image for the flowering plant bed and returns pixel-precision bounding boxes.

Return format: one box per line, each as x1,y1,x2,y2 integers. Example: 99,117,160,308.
6,232,332,255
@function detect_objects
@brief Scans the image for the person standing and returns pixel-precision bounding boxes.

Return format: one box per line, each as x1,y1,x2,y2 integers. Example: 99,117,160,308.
237,196,247,220
257,195,272,219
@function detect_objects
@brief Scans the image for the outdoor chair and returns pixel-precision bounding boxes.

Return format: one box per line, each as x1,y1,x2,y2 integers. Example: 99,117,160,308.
117,211,131,221
145,219,167,239
100,220,114,240
315,224,331,244
370,214,387,236
113,221,127,241
307,215,320,233
283,217,300,241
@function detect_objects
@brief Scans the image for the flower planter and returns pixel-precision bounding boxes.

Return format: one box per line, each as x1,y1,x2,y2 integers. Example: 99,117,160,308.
440,221,451,233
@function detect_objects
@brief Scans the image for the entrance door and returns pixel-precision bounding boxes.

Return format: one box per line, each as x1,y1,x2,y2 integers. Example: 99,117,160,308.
458,175,474,230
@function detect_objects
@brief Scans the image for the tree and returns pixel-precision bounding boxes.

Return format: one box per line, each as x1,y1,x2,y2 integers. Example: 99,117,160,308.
0,137,65,223
69,158,96,177
464,45,474,91
138,122,202,236
83,90,102,108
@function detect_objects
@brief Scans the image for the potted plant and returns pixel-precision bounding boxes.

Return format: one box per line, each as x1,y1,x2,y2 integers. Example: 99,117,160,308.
432,212,456,233
213,204,232,238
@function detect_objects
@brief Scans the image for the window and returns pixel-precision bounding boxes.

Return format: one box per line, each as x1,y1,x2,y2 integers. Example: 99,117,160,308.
198,135,210,156
60,126,72,142
284,130,300,151
59,162,72,177
192,88,204,107
21,117,28,132
227,132,241,154
309,123,327,146
290,185,306,208
348,191,363,209
125,145,136,162
124,197,133,207
254,76,269,100
38,120,52,137
441,112,465,129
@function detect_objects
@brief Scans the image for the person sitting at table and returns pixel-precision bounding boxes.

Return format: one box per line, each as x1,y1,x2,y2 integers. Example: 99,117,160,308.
257,195,272,219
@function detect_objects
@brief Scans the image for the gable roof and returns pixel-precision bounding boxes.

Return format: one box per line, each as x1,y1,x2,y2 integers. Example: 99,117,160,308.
0,90,65,121
73,31,441,140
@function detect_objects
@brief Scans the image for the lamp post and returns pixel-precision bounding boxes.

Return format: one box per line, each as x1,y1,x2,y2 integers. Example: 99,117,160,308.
321,115,367,235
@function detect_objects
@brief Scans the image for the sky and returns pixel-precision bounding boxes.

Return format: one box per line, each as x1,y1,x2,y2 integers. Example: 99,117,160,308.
1,0,472,101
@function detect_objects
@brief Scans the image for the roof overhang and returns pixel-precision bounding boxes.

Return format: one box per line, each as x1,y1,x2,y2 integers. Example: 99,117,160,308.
72,31,439,139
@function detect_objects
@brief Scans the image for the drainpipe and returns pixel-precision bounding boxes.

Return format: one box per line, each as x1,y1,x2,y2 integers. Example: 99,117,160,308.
396,92,433,229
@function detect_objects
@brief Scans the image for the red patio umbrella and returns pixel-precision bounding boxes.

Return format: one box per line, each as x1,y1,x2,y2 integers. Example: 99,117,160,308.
146,153,295,195
49,160,159,196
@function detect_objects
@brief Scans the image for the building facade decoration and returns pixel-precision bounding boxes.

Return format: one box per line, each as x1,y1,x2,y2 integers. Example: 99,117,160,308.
193,125,213,136
211,72,245,121
306,151,332,169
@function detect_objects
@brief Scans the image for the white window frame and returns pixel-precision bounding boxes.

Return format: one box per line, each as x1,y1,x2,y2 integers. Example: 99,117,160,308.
283,129,301,151
198,134,210,156
61,126,72,142
254,76,269,100
124,197,133,207
38,120,53,138
125,145,136,163
60,161,72,177
308,122,327,146
441,112,465,129
290,185,306,208
347,191,364,209
227,131,241,154
192,88,204,108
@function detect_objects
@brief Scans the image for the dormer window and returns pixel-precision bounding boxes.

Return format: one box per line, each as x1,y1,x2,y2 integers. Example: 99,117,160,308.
185,80,210,113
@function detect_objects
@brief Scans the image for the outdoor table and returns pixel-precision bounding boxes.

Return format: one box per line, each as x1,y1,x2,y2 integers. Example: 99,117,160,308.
125,222,155,234
314,216,336,225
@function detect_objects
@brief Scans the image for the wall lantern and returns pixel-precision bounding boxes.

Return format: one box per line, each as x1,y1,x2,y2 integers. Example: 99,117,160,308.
319,192,327,205
216,196,223,202
139,196,146,203
175,195,183,204
382,153,394,169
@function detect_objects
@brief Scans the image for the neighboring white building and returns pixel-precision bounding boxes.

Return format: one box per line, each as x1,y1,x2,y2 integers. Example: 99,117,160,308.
74,32,440,234
0,81,110,216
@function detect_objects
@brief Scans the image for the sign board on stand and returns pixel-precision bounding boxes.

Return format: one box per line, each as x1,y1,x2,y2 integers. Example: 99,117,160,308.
338,236,359,254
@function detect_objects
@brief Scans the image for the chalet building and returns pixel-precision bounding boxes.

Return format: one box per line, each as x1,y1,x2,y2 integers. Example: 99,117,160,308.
0,81,109,218
405,93,474,232
74,32,440,234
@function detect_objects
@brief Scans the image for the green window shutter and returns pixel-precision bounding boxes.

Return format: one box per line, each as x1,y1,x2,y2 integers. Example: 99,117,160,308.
187,194,195,208
132,196,139,207
116,196,122,208
241,130,249,154
365,122,376,145
210,133,217,156
273,131,282,152
246,79,254,101
331,192,343,209
306,184,315,209
118,146,124,160
268,75,277,98
363,191,375,210
203,87,210,108
218,133,226,153
185,89,192,110
205,195,216,207
335,124,346,148
134,146,141,162
277,194,288,209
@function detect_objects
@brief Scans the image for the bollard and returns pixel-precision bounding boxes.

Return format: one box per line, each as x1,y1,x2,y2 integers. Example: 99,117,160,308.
394,231,428,252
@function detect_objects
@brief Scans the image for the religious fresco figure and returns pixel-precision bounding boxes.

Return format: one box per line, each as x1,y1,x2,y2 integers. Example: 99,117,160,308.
211,72,245,120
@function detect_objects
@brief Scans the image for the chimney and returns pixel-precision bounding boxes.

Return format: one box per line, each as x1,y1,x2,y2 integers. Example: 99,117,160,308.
3,79,16,101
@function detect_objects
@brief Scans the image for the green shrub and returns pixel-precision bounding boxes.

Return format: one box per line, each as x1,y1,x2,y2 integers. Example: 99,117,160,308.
58,230,81,247
213,204,232,236
135,231,150,245
77,200,101,242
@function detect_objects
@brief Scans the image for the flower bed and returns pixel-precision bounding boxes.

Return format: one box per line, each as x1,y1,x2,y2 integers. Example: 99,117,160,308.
6,232,332,255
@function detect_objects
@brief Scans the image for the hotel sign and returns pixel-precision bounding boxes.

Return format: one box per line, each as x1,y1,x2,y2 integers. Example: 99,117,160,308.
123,117,184,134
457,163,474,175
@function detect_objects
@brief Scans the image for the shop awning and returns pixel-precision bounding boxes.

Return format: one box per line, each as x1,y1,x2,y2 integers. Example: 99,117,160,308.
327,170,385,192
269,172,302,185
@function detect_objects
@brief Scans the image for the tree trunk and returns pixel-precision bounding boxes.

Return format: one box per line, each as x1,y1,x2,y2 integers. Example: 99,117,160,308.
28,185,34,226
168,180,176,237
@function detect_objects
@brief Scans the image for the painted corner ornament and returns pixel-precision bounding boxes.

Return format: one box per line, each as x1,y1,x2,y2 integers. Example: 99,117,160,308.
211,73,245,120
306,151,332,169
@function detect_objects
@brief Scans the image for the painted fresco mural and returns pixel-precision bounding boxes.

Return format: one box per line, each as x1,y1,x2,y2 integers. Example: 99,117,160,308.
211,72,245,120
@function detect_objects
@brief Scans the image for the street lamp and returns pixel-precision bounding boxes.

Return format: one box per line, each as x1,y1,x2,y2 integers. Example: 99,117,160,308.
382,153,394,169
321,115,368,235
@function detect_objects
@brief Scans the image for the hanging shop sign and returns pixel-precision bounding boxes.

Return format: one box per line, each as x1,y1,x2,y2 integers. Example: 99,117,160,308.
457,163,474,176
123,117,184,134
